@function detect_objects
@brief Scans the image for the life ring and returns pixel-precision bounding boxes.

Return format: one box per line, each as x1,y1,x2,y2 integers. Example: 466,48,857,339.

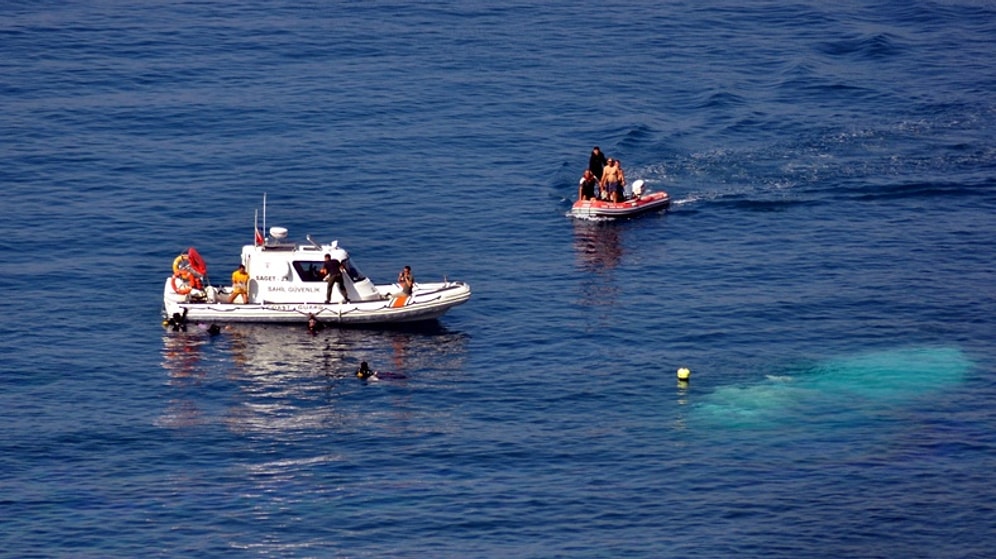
171,270,195,295
172,254,188,275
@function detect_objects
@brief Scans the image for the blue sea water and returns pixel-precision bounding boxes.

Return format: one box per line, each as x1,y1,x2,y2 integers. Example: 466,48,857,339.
2,1,995,557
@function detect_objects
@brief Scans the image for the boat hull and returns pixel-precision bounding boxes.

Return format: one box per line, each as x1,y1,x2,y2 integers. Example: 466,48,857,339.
162,206,471,326
164,280,471,325
571,191,670,218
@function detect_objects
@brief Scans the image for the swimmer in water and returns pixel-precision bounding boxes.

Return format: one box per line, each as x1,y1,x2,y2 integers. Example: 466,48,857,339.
356,361,377,380
307,313,324,334
356,361,408,381
166,308,189,331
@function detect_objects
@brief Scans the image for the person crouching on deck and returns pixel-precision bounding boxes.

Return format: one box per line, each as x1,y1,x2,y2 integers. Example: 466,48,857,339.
228,264,249,304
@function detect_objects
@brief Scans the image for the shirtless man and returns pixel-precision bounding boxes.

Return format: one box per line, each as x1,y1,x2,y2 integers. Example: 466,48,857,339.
397,265,414,295
612,159,626,202
600,158,626,202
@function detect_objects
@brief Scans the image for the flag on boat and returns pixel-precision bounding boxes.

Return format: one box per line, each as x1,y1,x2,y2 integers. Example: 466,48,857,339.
255,227,264,246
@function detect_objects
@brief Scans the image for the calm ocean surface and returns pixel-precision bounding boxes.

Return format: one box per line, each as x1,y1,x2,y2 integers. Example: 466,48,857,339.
2,1,995,557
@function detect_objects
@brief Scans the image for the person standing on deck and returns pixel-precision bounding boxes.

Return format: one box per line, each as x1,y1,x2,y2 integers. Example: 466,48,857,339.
611,159,626,202
600,158,623,202
321,254,349,304
589,146,608,181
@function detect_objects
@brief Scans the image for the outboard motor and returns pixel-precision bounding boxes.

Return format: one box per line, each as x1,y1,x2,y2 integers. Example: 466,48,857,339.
631,179,645,198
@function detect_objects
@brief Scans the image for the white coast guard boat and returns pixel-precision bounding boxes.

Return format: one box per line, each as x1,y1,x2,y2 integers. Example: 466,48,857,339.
571,179,671,219
163,223,471,326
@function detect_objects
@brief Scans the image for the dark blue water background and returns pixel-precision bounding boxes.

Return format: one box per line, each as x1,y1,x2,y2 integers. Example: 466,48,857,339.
2,1,995,557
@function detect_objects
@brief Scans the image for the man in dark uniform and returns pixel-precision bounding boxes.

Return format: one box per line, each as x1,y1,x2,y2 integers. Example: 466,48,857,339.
588,146,608,180
321,254,349,303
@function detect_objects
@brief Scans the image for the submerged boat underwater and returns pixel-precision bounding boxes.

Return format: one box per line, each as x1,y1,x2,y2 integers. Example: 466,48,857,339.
571,179,671,219
690,346,973,429
163,218,471,326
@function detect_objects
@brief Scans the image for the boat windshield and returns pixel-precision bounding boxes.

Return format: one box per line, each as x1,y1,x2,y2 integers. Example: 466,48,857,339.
292,259,366,282
342,259,365,281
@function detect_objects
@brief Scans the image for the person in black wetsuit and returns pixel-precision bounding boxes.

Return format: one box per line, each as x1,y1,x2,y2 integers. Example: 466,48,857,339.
307,313,324,334
167,308,189,331
588,146,608,181
356,361,407,381
356,361,376,379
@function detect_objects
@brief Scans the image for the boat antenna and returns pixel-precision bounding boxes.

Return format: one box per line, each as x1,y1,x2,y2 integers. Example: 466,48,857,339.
262,192,267,238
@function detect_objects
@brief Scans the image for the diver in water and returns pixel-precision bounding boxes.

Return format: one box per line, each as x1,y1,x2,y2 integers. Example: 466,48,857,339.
356,361,377,380
356,361,407,381
307,313,324,334
166,308,189,331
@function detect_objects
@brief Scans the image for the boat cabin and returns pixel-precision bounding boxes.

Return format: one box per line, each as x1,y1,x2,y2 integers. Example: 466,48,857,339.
235,227,384,304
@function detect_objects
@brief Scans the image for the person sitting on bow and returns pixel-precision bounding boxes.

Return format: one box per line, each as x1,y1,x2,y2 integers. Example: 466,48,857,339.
578,169,598,201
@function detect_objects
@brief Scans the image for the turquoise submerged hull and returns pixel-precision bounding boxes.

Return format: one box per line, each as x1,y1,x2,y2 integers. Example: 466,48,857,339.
690,347,973,429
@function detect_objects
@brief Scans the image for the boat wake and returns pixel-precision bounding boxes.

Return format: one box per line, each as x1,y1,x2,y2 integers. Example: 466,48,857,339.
565,212,613,222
